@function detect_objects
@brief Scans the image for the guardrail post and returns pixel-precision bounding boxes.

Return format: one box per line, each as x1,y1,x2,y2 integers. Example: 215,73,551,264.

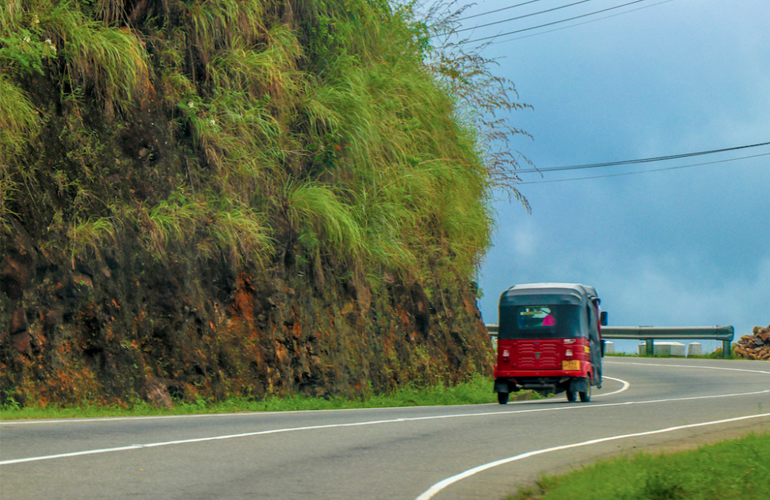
723,340,731,358
646,339,654,356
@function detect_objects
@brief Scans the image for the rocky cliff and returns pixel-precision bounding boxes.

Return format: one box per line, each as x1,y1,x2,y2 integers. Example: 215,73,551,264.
0,0,524,407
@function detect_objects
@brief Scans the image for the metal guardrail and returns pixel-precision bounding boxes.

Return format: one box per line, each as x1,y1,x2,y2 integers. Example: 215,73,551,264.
485,324,735,357
486,324,499,348
600,326,735,357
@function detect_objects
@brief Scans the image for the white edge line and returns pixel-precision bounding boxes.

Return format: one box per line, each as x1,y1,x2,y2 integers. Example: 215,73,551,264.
414,412,770,500
3,363,768,464
0,376,631,428
605,360,770,376
0,377,630,427
4,359,757,426
0,419,394,466
593,376,630,397
0,401,485,426
3,387,768,466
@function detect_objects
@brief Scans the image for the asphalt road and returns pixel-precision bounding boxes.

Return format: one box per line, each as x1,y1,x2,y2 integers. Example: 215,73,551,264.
2,357,769,500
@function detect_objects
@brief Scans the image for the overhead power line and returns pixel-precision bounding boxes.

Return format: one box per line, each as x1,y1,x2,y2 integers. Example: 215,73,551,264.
517,152,770,184
456,0,596,33
457,0,547,21
462,0,650,44
513,140,770,175
483,0,674,46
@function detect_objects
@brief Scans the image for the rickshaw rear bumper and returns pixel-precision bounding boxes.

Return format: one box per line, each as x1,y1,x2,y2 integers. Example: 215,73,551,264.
495,367,593,394
494,367,589,379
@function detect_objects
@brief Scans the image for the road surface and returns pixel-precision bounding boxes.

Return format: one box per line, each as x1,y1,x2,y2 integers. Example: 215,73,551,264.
2,357,769,499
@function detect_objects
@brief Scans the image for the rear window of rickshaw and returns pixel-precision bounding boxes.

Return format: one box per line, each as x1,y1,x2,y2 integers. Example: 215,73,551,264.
499,304,583,339
518,306,555,328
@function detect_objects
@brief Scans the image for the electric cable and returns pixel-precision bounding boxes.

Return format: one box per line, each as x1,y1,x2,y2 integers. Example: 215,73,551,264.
516,152,770,184
513,140,770,174
456,0,596,34
457,0,547,21
461,0,649,44
482,0,674,45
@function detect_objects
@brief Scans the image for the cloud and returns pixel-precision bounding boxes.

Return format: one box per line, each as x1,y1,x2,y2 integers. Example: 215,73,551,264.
499,217,538,257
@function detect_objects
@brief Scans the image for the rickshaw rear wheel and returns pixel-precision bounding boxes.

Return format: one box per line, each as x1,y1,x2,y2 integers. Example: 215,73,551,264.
566,389,577,403
579,382,591,403
497,392,509,405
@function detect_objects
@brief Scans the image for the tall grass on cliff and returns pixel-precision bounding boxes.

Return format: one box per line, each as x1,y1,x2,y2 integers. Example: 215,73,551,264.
0,75,39,229
1,0,528,280
292,0,522,282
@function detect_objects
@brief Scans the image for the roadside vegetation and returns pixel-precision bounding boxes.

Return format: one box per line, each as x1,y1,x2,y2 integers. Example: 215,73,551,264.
0,376,537,420
1,0,510,283
509,431,770,500
1,0,529,281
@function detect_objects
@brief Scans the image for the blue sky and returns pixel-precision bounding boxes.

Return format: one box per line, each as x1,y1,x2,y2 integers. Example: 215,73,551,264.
450,0,770,351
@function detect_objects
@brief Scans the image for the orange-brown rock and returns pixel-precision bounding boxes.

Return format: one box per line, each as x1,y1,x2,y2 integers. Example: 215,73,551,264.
733,326,770,360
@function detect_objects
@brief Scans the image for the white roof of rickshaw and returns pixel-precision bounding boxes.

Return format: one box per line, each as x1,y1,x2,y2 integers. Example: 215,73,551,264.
503,283,599,301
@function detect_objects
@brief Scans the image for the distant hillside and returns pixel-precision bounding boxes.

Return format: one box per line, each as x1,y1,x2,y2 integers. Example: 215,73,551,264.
0,0,527,407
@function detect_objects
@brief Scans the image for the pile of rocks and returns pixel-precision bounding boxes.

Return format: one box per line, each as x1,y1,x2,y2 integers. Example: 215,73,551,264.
733,325,770,360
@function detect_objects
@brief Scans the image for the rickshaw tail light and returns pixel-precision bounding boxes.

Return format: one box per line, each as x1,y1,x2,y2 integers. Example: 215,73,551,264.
502,349,510,361
565,349,573,357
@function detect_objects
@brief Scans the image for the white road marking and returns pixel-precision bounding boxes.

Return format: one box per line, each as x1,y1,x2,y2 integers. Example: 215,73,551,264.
3,360,751,427
2,387,768,466
2,376,631,428
0,404,440,426
414,412,770,500
412,361,770,499
605,360,770,376
593,376,630,397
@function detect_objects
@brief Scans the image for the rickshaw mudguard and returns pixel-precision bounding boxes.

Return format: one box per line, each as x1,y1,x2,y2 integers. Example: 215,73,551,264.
569,377,589,393
494,379,510,393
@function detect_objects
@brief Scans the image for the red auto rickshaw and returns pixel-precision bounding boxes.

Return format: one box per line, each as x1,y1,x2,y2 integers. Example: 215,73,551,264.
493,283,607,404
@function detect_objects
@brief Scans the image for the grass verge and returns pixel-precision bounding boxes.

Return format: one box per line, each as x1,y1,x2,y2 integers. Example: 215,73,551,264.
509,431,770,500
0,376,534,420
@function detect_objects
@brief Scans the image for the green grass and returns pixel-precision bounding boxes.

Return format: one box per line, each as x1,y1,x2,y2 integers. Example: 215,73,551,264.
0,376,531,420
1,0,519,280
509,431,770,500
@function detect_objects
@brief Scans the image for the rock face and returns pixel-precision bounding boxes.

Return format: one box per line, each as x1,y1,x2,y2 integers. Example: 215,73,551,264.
1,225,492,407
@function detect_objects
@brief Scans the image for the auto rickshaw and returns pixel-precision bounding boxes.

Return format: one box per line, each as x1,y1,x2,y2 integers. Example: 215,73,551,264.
493,283,607,404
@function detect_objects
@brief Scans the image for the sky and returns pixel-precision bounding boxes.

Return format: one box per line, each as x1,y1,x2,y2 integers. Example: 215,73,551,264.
449,0,770,352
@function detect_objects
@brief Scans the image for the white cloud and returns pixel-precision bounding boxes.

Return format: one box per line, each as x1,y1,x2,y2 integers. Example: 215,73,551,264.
499,217,538,258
